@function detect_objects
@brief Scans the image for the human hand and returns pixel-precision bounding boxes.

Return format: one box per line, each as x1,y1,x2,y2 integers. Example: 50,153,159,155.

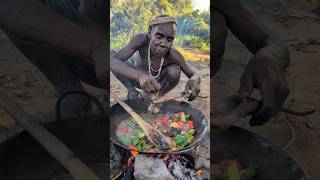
184,75,201,101
138,73,160,93
238,48,289,126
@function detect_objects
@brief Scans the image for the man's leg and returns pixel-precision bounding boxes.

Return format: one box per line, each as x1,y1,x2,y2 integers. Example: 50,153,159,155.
159,64,181,95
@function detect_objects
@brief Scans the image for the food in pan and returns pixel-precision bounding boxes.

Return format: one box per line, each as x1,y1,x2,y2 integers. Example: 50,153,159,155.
116,112,196,152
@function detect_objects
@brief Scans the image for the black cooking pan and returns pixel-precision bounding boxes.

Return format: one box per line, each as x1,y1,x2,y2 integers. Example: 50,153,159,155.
0,91,108,180
0,114,107,180
212,126,308,180
110,97,208,154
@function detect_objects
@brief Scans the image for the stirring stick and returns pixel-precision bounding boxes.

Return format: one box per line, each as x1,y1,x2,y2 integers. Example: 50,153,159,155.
112,94,170,150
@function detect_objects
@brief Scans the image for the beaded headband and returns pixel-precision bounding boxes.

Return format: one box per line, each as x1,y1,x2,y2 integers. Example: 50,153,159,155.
149,16,176,26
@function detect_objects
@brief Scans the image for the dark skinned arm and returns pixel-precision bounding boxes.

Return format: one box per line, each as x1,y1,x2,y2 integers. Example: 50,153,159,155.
110,33,160,93
214,0,289,68
0,0,103,63
0,0,108,88
111,34,147,80
214,0,290,125
170,49,201,101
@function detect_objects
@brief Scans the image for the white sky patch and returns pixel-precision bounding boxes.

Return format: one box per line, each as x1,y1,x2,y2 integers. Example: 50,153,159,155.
192,0,210,11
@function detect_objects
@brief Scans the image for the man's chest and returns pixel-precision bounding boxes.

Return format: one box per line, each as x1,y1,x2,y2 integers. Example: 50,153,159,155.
136,50,175,70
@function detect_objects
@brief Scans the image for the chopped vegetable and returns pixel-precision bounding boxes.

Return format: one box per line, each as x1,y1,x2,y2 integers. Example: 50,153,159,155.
170,122,179,129
177,121,184,129
188,129,196,136
128,145,138,151
181,135,192,147
116,112,196,152
220,160,243,171
213,160,256,180
187,120,194,129
240,164,256,180
131,137,139,146
118,135,130,146
174,135,186,145
184,114,192,120
226,161,241,180
162,115,169,125
136,131,146,139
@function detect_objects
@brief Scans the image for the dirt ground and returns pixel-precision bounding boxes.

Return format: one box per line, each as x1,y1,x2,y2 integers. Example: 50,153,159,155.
213,0,320,179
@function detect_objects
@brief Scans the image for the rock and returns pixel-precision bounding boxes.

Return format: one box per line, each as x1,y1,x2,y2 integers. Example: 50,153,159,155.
134,154,174,180
192,134,210,159
110,142,123,177
167,158,200,180
194,157,210,169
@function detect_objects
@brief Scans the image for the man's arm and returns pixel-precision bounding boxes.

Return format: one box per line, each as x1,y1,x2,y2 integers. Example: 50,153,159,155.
170,49,195,78
0,0,102,63
214,0,289,69
214,0,290,126
110,33,147,81
170,49,201,101
111,33,160,93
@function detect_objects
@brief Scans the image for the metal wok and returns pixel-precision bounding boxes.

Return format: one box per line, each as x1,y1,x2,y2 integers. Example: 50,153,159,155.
110,97,208,154
0,114,107,180
212,126,308,180
0,91,108,180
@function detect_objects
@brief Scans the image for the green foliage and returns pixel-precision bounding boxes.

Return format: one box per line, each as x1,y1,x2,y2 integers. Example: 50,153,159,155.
111,0,210,53
176,47,193,61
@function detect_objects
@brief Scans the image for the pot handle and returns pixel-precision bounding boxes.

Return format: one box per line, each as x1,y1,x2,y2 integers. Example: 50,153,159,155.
126,89,143,101
55,91,106,122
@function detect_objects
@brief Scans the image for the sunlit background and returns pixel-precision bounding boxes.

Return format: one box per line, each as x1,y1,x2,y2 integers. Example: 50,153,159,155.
192,0,210,11
111,0,210,60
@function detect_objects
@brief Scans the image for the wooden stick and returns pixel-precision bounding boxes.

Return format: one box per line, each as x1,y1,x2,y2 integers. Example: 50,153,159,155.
0,93,100,180
111,94,169,149
112,94,149,129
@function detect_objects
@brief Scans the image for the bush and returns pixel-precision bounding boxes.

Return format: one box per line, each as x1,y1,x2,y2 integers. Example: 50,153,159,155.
176,47,194,61
175,35,209,53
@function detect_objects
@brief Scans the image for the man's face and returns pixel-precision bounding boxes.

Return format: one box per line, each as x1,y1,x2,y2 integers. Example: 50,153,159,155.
149,23,176,57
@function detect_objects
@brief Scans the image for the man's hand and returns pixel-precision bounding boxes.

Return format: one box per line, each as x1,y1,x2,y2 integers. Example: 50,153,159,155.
238,47,289,126
138,73,160,93
184,75,201,101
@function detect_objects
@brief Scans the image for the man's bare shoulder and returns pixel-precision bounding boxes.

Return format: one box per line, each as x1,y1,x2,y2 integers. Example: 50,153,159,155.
168,47,185,62
128,33,148,49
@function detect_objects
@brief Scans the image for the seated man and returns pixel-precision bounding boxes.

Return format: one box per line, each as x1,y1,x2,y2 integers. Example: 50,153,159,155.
111,15,201,101
212,0,290,126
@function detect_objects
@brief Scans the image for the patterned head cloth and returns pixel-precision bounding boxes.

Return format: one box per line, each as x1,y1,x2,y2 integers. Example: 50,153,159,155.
149,15,176,26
